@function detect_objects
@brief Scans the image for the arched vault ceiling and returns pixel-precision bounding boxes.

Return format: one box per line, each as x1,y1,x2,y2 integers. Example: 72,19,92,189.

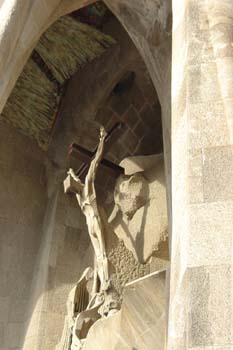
1,12,115,150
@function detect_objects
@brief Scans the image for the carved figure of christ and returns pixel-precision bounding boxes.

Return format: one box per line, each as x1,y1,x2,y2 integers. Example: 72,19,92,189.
64,126,109,293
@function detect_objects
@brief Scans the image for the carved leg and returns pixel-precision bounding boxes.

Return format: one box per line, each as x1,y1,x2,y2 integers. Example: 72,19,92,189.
103,253,110,289
96,253,110,291
92,263,99,296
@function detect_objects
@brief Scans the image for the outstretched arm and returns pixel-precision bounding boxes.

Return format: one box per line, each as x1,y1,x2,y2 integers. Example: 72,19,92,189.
68,168,80,182
86,126,107,184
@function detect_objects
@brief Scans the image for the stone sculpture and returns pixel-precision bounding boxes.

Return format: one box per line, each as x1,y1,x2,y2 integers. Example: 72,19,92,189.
64,126,110,293
59,126,119,350
56,267,95,350
109,154,168,263
110,173,148,221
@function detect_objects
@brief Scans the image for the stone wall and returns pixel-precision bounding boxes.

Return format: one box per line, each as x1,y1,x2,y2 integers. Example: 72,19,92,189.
95,74,162,162
0,121,46,350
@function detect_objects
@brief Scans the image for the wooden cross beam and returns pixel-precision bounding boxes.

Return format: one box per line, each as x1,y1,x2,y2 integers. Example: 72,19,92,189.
68,122,124,180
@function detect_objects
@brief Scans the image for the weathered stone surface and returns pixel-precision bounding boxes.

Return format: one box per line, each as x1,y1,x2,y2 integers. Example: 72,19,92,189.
84,270,166,350
188,264,232,348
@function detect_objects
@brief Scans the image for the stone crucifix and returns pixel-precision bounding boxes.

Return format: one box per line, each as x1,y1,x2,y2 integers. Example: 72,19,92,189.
64,126,110,293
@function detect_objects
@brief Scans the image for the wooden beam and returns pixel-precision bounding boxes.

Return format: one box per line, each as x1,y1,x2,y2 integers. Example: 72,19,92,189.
68,122,125,178
69,143,124,177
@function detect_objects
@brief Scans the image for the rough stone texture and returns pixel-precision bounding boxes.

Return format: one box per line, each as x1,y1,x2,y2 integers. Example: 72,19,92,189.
0,121,46,350
108,239,150,296
110,155,168,263
84,270,167,350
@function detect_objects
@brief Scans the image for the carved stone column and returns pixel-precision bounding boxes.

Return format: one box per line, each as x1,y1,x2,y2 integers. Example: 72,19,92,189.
169,0,233,348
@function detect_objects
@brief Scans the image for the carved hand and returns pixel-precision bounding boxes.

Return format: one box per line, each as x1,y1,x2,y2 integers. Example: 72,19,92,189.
100,126,107,140
68,168,79,181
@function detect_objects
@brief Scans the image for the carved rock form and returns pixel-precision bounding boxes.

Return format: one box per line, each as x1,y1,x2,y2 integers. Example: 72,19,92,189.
83,270,167,350
57,268,121,350
109,154,168,263
71,294,104,350
56,267,95,350
120,154,163,175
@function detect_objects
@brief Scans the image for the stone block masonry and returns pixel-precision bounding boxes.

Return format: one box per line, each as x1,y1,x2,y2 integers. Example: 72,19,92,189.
169,0,233,348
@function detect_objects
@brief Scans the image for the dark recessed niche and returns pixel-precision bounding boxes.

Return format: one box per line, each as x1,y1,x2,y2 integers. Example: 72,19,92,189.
113,71,135,96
